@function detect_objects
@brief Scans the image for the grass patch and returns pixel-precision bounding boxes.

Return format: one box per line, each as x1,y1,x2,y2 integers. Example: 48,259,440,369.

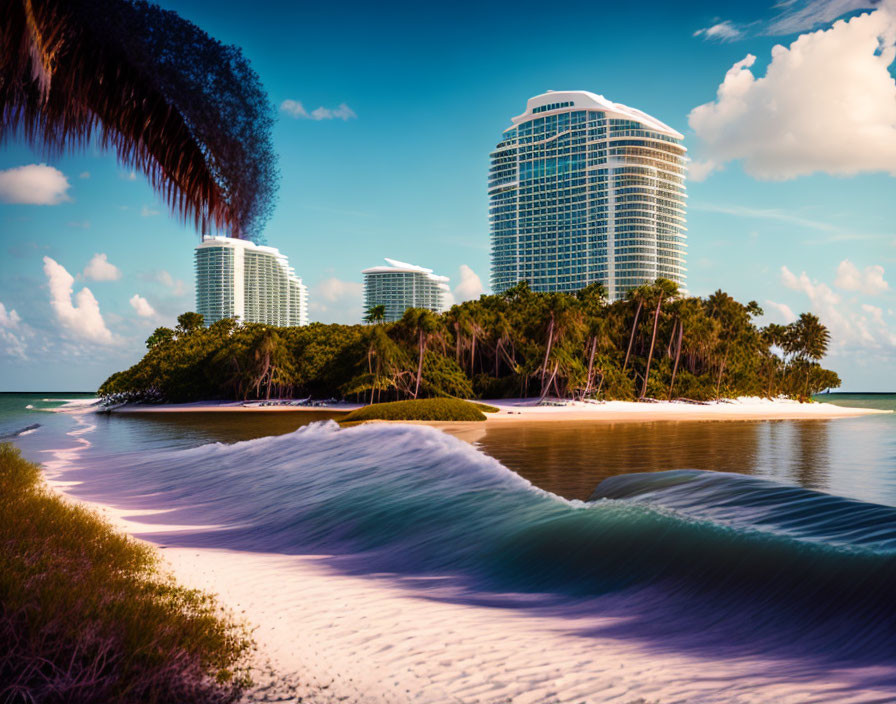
0,443,254,704
471,402,500,414
341,398,488,423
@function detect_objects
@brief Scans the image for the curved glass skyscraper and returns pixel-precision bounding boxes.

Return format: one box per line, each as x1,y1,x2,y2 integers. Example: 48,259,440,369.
489,90,687,300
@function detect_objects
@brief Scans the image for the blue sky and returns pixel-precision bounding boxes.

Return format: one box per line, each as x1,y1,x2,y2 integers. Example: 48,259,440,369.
1,0,895,391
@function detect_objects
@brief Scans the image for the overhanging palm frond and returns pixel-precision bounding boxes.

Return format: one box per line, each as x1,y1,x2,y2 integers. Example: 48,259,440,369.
1,0,277,239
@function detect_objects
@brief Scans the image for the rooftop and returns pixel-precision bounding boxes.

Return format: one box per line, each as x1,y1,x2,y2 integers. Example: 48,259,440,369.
510,90,684,140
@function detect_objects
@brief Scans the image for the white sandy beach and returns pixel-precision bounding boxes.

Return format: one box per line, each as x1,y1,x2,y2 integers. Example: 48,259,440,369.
107,396,887,423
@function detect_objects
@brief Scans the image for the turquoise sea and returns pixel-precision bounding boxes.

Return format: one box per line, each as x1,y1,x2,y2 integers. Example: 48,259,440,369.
3,391,896,696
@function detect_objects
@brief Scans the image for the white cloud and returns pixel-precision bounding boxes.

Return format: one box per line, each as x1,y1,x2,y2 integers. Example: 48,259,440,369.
310,277,363,324
688,3,896,181
766,0,879,35
0,164,71,205
156,270,187,296
140,205,160,217
280,99,308,118
281,99,357,121
765,299,797,323
453,264,485,303
316,277,362,303
780,264,896,352
834,259,890,294
43,256,115,344
129,294,157,318
694,20,743,41
82,253,121,282
120,170,137,181
0,302,28,359
78,171,90,179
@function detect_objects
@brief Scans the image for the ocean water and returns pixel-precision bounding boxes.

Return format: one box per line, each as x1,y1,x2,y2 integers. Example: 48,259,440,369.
4,393,896,685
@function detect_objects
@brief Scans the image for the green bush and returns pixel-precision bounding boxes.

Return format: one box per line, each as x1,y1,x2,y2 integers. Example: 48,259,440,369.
0,443,254,703
471,402,500,413
341,398,488,422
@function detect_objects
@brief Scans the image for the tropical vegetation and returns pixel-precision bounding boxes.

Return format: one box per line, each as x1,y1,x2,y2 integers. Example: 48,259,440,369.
99,280,839,404
341,398,489,423
0,443,254,703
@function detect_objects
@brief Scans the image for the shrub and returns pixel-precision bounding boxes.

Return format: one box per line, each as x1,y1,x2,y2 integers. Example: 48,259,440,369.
0,443,254,704
341,398,488,423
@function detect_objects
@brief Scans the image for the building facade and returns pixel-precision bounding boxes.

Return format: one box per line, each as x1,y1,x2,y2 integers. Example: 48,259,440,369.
489,90,687,301
362,258,449,322
194,236,308,327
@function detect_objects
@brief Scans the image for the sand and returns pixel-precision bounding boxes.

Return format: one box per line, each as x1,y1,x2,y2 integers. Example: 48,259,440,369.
106,396,887,423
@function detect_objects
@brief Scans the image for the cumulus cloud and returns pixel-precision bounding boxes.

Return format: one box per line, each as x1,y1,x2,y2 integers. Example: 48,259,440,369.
129,294,157,318
316,277,363,303
780,264,895,351
155,270,188,296
0,164,71,205
82,253,121,282
453,265,485,303
0,302,29,359
765,299,797,323
79,171,90,179
688,3,896,181
140,205,160,217
694,20,743,41
43,256,115,344
310,277,362,324
834,259,889,294
280,99,357,121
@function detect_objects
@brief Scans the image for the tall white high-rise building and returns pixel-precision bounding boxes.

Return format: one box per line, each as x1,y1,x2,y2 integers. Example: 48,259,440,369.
490,90,687,300
194,236,308,326
362,258,449,323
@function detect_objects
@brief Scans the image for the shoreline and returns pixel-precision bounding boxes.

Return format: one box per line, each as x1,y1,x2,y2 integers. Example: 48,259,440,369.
32,398,896,702
103,396,888,423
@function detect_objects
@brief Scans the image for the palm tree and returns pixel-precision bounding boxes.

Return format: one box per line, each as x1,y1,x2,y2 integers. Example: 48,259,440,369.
639,278,679,399
2,0,277,238
761,323,789,397
363,304,387,325
623,283,651,372
401,308,441,399
787,313,831,397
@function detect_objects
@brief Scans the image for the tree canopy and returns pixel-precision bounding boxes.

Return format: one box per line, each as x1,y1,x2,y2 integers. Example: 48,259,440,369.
99,282,840,404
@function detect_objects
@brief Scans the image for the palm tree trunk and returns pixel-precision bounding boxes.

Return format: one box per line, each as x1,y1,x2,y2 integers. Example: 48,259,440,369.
541,316,555,386
623,301,643,372
668,320,684,400
715,349,729,400
584,336,597,398
414,329,425,399
539,361,560,402
639,295,663,399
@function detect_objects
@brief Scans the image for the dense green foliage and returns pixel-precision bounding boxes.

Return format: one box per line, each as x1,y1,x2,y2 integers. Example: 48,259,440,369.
342,398,488,422
101,283,839,404
0,443,254,703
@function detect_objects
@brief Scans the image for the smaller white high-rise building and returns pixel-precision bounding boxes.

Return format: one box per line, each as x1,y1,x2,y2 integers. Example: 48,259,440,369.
362,258,449,323
195,236,308,327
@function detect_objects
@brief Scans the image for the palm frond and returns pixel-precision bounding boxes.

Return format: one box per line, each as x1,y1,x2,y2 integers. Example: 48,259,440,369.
0,0,278,239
